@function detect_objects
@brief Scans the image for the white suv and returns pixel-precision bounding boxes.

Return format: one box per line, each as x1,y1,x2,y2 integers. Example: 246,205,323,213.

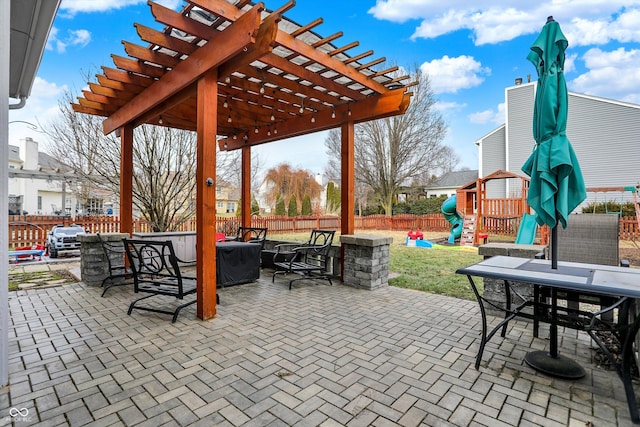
46,224,85,258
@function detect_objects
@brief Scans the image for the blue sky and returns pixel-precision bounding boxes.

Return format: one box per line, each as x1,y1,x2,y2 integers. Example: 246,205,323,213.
9,0,640,176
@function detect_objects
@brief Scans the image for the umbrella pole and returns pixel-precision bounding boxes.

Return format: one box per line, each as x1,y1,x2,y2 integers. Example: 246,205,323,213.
551,225,558,269
524,223,585,378
550,225,558,356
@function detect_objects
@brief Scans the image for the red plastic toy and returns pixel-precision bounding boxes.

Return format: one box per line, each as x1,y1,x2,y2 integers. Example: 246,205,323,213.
407,229,424,240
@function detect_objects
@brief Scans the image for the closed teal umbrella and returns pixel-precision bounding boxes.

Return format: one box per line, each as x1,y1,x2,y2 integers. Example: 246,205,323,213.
521,17,587,379
522,17,586,234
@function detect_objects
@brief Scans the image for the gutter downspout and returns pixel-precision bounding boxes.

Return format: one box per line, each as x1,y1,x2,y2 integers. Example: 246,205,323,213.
1,0,11,388
9,96,27,110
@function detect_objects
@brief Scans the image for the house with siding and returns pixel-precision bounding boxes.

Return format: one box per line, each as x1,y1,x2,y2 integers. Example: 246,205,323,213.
476,82,640,205
8,137,79,215
426,169,479,198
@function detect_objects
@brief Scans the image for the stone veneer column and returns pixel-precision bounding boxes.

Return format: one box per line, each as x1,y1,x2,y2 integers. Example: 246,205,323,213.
478,242,545,316
340,234,393,290
78,233,128,286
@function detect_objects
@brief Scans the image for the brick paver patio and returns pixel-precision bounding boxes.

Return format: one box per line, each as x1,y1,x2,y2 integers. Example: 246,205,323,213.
1,271,638,426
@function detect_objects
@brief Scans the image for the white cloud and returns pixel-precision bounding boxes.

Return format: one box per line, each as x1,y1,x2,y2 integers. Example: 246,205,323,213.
47,27,92,53
69,29,91,47
8,78,68,146
60,0,182,14
570,47,640,102
565,8,640,47
564,53,577,74
368,1,640,46
420,55,490,94
469,102,504,125
434,101,466,112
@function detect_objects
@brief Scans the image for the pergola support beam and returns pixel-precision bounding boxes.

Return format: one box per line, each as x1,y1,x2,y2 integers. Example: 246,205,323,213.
120,125,134,237
196,68,219,320
241,146,251,227
340,120,355,280
219,89,410,151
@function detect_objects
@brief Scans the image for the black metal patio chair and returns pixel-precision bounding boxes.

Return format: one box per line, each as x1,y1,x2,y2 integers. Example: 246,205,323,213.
271,229,335,289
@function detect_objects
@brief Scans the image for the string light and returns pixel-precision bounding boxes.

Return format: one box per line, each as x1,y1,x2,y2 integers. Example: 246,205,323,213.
331,109,336,119
270,112,275,121
311,112,316,123
227,113,232,123
233,134,237,140
260,83,265,94
224,76,231,83
348,103,352,117
223,141,228,148
223,99,228,108
299,97,304,114
158,116,163,125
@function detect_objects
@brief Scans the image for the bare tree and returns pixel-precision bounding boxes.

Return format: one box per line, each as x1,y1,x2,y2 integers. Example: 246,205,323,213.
324,66,457,215
43,90,198,231
216,148,263,206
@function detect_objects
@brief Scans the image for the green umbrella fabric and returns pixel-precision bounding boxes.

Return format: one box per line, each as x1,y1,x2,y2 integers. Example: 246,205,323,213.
522,19,586,229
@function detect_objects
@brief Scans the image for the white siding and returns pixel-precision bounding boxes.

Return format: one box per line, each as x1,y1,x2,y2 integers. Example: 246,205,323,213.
567,94,640,205
480,126,507,199
506,83,536,181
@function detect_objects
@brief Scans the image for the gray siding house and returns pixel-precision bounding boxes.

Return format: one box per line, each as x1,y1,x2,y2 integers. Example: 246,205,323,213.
476,82,640,205
426,169,479,198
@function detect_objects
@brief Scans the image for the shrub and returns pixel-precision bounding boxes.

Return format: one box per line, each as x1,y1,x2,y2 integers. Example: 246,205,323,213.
288,194,298,217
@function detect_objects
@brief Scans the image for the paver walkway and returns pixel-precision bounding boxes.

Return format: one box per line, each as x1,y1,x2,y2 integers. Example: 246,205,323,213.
1,272,638,426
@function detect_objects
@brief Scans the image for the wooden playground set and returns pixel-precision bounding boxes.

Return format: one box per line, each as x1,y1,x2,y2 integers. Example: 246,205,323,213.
453,169,640,247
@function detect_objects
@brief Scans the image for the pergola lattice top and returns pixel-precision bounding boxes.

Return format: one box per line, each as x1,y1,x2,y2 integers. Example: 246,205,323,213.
72,0,412,151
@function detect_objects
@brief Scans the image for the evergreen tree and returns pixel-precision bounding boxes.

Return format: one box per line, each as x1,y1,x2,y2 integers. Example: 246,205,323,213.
288,194,298,217
251,198,260,216
275,194,286,216
325,181,340,213
301,194,312,215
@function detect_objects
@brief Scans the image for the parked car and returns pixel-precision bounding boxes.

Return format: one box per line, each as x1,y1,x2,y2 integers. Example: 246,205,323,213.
46,224,85,258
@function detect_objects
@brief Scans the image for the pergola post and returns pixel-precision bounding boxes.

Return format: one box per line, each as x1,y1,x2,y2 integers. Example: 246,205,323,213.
340,120,355,235
241,145,251,226
119,125,134,236
340,120,355,279
196,68,218,320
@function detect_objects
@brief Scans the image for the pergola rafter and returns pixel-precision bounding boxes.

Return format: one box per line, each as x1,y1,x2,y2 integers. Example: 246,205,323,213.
72,0,410,139
71,0,412,320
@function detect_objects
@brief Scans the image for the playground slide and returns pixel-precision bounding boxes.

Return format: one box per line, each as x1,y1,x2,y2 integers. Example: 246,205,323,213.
441,195,463,244
515,213,537,244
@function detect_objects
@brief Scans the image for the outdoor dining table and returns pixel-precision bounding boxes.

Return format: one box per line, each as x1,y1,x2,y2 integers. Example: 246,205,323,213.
216,241,262,287
457,255,640,423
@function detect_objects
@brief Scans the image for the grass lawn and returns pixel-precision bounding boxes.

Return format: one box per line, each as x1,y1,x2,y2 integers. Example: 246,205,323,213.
8,269,78,292
269,229,483,301
388,244,482,300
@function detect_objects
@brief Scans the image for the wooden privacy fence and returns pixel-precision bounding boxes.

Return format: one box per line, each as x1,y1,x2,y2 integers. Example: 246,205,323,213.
8,213,638,248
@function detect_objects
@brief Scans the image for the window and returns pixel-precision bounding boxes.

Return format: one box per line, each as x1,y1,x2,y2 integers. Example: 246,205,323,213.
226,203,235,213
8,195,23,215
83,198,104,215
37,196,42,210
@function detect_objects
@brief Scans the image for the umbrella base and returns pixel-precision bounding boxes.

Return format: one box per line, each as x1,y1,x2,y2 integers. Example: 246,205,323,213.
524,350,586,379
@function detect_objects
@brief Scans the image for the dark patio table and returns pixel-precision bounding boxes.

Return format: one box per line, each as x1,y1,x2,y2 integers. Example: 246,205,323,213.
457,255,640,423
216,241,261,287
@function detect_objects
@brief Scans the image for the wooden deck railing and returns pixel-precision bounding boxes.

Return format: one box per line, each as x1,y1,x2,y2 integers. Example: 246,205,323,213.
8,213,637,248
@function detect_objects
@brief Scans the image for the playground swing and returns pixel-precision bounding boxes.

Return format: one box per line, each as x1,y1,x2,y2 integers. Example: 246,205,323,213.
592,191,624,216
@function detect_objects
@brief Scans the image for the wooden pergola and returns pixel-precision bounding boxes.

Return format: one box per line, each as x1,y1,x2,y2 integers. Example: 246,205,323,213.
72,0,412,319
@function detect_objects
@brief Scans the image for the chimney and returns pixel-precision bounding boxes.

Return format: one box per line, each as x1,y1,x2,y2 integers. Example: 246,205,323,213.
515,77,523,85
